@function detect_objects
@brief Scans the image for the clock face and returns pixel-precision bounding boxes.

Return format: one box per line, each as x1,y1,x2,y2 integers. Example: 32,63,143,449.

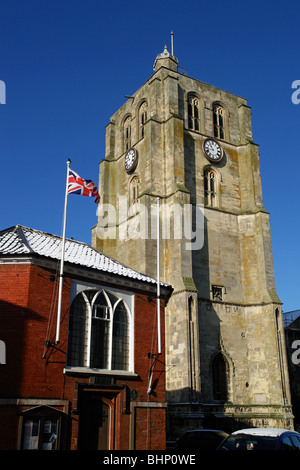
124,148,138,172
203,139,223,162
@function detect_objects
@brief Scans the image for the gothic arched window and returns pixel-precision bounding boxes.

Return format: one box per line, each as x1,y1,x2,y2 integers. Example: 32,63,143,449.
212,353,228,401
67,289,131,371
112,300,130,370
139,101,147,139
204,168,217,207
129,176,139,205
213,104,225,139
188,95,200,131
124,116,131,151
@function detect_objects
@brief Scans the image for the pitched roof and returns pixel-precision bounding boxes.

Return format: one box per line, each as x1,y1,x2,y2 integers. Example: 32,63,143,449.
0,225,171,289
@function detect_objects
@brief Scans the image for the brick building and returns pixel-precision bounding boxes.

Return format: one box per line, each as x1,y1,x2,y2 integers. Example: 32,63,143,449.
0,225,172,450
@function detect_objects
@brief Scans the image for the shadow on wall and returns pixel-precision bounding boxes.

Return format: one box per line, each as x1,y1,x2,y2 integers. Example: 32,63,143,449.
0,299,30,396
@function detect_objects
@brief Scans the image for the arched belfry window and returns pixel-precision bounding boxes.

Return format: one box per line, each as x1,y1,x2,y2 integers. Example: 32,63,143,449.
67,289,131,371
213,104,225,139
204,168,217,207
129,175,139,205
188,95,200,131
124,116,131,151
139,101,148,139
212,353,228,401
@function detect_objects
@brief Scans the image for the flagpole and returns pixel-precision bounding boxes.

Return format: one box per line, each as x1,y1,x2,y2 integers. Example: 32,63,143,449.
55,159,71,343
157,196,161,355
147,198,161,395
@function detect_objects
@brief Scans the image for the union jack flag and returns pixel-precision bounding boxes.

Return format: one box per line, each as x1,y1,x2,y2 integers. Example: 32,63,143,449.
67,168,100,204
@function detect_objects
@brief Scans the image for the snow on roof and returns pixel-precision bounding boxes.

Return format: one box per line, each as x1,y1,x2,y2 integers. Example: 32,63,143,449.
0,225,171,289
232,428,298,437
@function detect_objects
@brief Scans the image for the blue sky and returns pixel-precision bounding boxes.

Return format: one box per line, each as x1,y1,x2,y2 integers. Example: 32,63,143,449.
0,0,299,313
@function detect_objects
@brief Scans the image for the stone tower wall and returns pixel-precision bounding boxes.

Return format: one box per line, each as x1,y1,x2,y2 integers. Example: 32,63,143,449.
92,50,293,434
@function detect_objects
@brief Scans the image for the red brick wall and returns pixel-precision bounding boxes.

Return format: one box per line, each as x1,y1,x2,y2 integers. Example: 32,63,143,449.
0,261,167,450
0,264,31,396
134,293,166,403
134,407,166,450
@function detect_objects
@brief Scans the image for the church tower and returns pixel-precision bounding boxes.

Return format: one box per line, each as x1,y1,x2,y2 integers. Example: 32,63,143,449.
92,45,293,435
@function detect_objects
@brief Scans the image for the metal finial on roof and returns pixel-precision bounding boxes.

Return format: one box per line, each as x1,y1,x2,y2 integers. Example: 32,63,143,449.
153,40,178,72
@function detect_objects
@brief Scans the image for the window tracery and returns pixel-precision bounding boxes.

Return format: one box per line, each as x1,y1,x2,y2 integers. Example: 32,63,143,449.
204,168,217,207
188,95,200,131
124,116,131,151
139,101,147,139
67,288,131,372
213,105,225,139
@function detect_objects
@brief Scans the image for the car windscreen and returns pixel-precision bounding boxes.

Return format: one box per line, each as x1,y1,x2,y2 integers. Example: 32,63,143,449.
219,434,277,450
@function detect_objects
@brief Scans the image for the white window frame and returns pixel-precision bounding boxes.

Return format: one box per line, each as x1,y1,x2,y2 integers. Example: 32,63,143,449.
65,282,135,376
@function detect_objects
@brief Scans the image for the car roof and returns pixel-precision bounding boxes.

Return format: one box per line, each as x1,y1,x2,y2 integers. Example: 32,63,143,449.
183,429,227,433
231,428,299,438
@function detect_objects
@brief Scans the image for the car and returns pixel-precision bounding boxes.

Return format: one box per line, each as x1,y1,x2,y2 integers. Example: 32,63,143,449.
218,427,300,450
174,429,229,451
